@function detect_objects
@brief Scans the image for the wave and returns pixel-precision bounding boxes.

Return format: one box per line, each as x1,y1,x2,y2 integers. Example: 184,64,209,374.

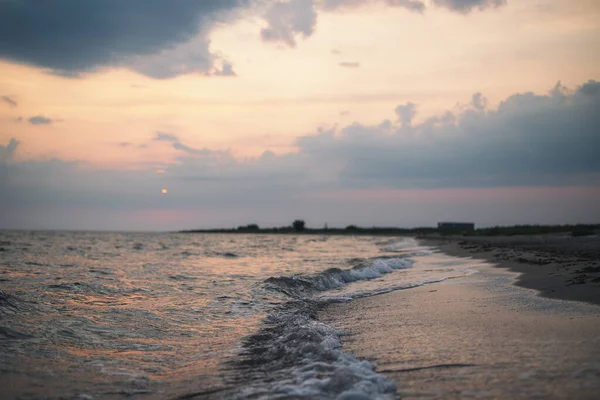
0,288,16,313
0,289,27,319
264,257,414,298
224,255,421,398
382,238,434,257
226,242,465,398
231,299,396,399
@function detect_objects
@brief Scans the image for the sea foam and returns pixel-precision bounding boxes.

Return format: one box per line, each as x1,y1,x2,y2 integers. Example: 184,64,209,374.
264,257,414,298
228,256,419,398
233,300,396,399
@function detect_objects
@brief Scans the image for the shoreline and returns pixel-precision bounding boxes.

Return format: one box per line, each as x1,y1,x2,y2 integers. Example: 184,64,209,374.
319,236,600,398
419,235,600,306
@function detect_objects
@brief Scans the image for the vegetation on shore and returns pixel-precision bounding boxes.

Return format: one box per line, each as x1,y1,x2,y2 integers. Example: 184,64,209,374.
179,222,600,237
464,224,599,237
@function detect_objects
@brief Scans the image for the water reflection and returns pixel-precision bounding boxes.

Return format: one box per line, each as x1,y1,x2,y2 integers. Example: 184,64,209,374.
0,231,393,398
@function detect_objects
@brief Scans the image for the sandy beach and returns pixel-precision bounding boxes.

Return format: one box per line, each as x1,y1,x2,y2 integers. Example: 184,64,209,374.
423,235,600,306
319,235,600,399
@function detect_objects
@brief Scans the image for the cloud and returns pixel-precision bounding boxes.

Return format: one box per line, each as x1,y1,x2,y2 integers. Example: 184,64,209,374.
261,0,318,47
1,96,17,108
0,0,510,76
172,141,209,155
152,131,218,156
579,80,600,96
28,115,53,125
432,0,507,14
394,102,417,126
386,0,426,12
13,79,600,194
0,0,249,78
339,62,360,67
214,62,237,77
0,137,19,162
321,0,425,13
471,92,488,110
296,80,600,189
260,0,427,47
2,80,599,230
153,132,180,142
128,35,238,79
261,0,503,47
322,0,506,14
153,78,600,192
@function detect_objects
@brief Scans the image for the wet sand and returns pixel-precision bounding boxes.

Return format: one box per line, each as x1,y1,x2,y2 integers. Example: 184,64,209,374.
422,235,600,306
319,236,600,399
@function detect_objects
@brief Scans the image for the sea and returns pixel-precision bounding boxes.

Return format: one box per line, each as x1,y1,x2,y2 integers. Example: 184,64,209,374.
0,231,485,399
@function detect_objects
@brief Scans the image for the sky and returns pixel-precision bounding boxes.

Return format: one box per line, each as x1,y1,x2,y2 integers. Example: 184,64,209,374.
0,0,599,231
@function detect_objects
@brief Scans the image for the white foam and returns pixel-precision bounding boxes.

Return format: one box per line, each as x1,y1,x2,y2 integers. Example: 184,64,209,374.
235,310,397,399
382,237,419,252
312,258,415,292
383,238,435,258
241,256,426,398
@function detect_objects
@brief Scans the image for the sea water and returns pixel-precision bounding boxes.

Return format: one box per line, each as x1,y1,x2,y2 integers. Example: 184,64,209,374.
0,231,483,399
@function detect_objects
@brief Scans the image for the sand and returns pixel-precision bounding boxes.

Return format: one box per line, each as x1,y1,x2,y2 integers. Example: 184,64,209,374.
423,235,600,306
319,235,600,399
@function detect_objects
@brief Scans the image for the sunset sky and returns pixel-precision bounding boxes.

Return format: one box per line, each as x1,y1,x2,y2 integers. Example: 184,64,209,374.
1,0,599,230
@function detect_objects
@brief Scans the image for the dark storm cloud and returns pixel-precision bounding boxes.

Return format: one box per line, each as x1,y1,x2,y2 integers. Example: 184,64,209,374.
0,0,249,78
432,0,506,13
28,115,53,125
0,1,510,72
1,96,17,108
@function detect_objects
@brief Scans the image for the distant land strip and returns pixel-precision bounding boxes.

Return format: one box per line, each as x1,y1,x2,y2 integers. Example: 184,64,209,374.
179,223,600,237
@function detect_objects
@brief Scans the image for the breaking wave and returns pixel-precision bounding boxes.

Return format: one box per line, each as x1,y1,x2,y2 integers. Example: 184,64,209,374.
231,300,396,399
264,257,414,298
226,255,422,398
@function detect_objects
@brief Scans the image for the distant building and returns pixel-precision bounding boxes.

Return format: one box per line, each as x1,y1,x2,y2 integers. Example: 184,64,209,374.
437,222,475,231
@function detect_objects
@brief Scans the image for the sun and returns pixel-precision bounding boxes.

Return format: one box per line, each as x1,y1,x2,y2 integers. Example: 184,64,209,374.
161,189,168,194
